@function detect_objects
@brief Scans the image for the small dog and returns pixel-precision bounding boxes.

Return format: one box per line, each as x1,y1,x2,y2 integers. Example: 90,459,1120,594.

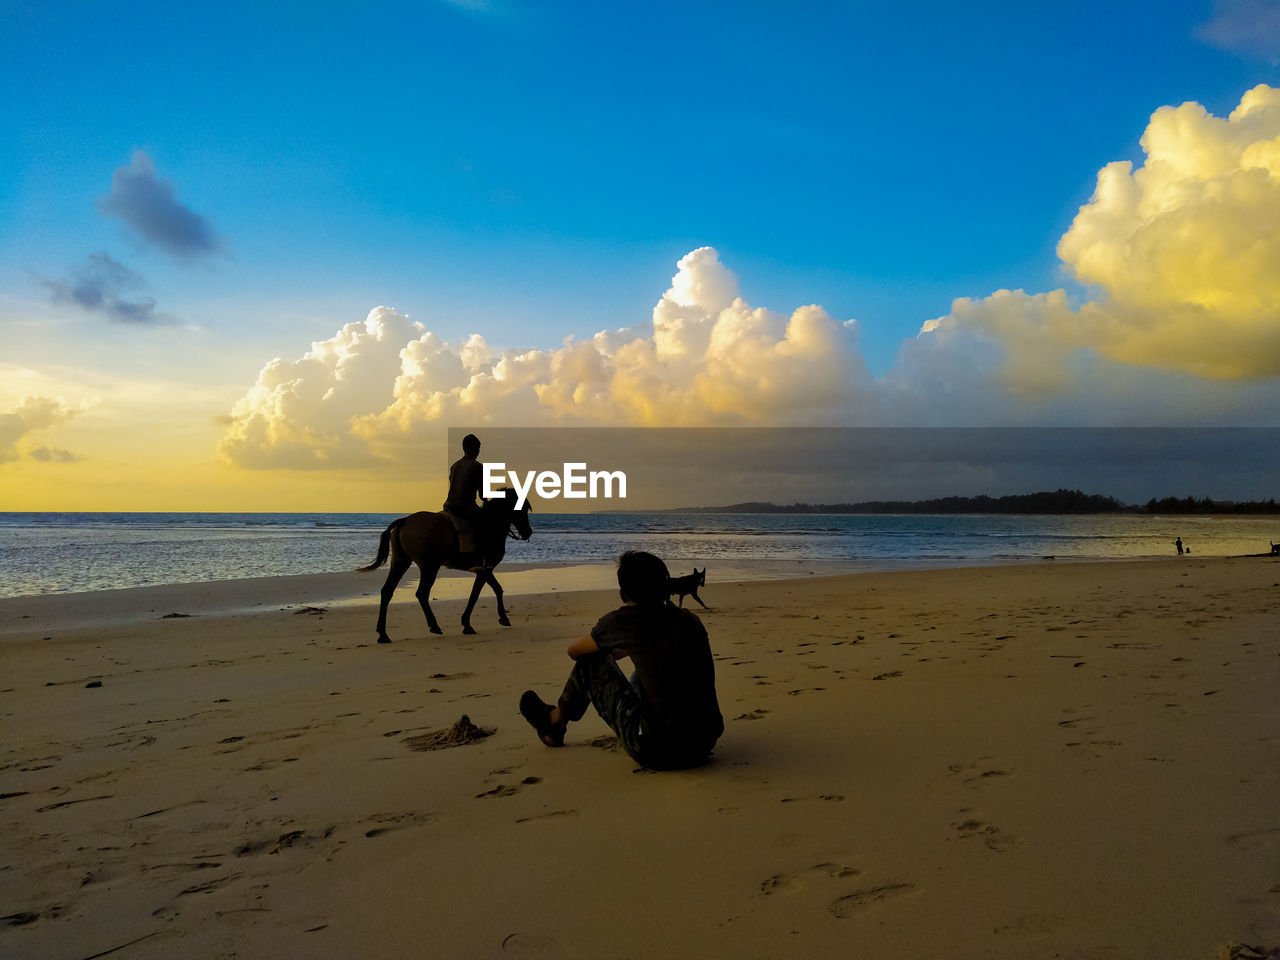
667,568,707,608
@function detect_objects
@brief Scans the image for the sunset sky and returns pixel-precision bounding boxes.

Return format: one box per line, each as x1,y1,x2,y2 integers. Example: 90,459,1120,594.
3,0,1279,511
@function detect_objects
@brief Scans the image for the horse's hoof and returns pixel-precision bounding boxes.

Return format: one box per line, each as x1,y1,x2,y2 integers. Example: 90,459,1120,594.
377,636,391,644
462,626,477,635
498,616,511,627
429,626,443,636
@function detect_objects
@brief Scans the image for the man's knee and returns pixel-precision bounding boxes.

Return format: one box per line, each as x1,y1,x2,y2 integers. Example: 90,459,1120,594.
572,655,639,723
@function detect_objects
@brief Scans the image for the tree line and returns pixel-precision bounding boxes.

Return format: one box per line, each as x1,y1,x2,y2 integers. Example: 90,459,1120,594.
672,489,1278,515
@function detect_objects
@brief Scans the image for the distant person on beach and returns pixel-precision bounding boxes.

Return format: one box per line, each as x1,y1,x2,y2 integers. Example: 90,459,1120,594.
1174,536,1184,556
520,550,724,770
443,433,486,569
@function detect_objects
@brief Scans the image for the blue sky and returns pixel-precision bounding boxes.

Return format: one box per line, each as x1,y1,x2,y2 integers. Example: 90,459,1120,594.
5,0,1273,369
2,0,1278,509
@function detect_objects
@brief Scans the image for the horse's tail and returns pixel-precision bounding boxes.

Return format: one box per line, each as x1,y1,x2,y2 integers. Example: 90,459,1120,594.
357,519,402,572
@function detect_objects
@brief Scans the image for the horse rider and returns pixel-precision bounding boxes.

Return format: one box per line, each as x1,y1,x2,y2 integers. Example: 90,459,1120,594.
444,433,489,571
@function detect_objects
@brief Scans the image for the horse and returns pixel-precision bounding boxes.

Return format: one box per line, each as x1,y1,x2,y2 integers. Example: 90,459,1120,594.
358,488,532,643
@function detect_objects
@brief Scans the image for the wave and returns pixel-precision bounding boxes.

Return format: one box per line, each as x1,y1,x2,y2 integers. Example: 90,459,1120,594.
3,511,1273,598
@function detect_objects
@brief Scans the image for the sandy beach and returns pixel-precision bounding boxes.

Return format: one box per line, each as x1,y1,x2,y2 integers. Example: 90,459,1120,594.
2,558,1277,959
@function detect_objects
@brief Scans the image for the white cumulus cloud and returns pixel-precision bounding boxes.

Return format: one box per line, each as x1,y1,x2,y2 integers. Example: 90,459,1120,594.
219,249,869,468
219,87,1280,469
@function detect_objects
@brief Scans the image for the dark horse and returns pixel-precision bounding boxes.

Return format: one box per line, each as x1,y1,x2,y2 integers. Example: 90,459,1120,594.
358,488,532,643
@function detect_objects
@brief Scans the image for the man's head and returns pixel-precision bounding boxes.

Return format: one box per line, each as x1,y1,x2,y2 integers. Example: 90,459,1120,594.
616,550,669,606
462,433,481,456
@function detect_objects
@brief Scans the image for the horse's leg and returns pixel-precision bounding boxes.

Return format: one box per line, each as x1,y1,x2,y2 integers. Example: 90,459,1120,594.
375,556,412,644
414,563,443,636
485,569,510,627
461,572,486,635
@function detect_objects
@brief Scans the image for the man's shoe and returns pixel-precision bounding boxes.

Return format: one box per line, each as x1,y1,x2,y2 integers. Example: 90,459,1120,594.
519,691,564,747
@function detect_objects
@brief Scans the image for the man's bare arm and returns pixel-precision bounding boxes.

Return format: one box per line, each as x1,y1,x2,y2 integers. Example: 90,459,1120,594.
566,635,600,660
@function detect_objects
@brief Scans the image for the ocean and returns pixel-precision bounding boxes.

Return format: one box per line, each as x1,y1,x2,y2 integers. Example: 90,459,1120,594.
1,511,1276,600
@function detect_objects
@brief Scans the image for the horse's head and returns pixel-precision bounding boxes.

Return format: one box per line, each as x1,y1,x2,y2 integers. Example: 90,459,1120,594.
487,487,533,541
510,501,533,541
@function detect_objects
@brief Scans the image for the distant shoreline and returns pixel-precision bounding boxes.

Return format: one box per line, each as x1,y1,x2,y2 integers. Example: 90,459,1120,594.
596,488,1280,516
595,508,1280,516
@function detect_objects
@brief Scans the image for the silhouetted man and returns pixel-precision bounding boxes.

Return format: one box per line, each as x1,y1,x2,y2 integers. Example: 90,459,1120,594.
519,550,724,770
444,433,487,570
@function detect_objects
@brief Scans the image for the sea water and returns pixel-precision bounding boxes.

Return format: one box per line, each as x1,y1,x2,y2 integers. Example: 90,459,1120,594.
0,511,1275,599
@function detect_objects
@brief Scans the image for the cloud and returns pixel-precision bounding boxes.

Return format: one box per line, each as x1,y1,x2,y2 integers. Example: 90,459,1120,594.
43,252,176,325
219,87,1280,469
98,151,222,259
1196,0,1280,62
28,446,80,463
1059,84,1280,376
219,249,869,468
218,307,429,469
0,396,80,463
921,84,1280,383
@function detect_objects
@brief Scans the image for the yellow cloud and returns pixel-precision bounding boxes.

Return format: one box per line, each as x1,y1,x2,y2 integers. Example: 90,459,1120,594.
1055,84,1280,378
0,394,82,463
916,85,1280,390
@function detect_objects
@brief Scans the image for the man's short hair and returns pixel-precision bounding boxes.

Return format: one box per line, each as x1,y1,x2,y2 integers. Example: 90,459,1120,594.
462,433,480,454
616,550,669,606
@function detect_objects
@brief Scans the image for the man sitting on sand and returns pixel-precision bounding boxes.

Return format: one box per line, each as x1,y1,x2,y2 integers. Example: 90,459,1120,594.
520,550,724,770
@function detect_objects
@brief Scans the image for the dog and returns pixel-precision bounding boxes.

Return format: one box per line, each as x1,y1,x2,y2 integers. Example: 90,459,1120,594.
667,568,708,608
1271,541,1280,556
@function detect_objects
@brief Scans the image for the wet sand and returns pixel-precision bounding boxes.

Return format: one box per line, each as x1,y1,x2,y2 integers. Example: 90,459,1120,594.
1,558,1277,959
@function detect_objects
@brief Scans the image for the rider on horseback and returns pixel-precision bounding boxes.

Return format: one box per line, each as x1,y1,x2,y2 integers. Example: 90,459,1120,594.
443,433,490,571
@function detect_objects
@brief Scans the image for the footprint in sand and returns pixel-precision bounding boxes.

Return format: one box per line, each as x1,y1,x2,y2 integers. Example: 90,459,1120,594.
829,882,918,919
515,809,579,824
1226,827,1280,852
759,862,861,895
947,760,1012,788
361,811,440,838
476,777,542,799
243,757,299,772
755,863,919,920
234,830,306,856
953,817,1023,853
152,872,242,919
477,784,520,798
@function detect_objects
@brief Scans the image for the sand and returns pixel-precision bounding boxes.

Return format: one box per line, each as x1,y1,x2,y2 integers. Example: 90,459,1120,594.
1,558,1277,959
